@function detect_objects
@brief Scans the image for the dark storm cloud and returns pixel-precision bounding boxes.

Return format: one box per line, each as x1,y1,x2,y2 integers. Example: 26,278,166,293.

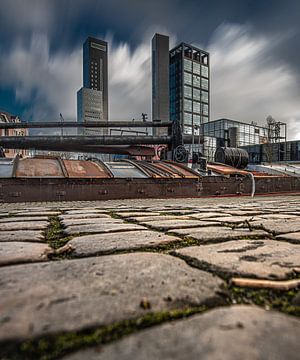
0,0,299,137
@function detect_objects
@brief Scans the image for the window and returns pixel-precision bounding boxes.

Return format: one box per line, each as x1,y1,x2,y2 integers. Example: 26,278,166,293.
202,104,209,115
202,116,209,123
193,62,200,75
184,99,192,112
201,78,208,90
183,126,192,135
193,75,201,88
193,88,200,101
201,65,208,78
193,101,200,114
91,42,106,51
193,114,200,126
201,91,208,103
184,72,192,85
184,112,192,125
184,85,192,99
184,59,192,72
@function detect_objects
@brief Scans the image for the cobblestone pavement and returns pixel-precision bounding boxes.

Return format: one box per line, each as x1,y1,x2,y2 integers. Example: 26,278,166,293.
0,195,300,359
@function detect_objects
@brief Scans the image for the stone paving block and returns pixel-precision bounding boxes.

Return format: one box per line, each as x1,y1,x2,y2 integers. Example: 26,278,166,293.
0,230,44,242
61,217,118,227
174,239,300,279
275,232,300,243
64,209,108,215
0,242,52,266
64,222,147,235
65,230,182,256
115,212,161,218
251,218,300,235
189,212,232,220
258,214,298,220
223,210,267,216
158,209,197,215
59,213,111,221
0,216,49,223
205,216,261,224
62,305,300,360
170,226,268,243
138,219,208,231
0,221,49,231
128,215,191,222
10,211,60,217
0,253,224,341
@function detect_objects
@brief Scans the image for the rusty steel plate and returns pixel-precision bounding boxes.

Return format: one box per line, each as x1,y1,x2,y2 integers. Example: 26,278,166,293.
15,158,65,178
63,160,112,178
208,164,249,176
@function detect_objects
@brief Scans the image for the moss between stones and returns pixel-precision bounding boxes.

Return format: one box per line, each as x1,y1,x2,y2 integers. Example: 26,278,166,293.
1,306,207,360
227,285,300,316
44,216,72,254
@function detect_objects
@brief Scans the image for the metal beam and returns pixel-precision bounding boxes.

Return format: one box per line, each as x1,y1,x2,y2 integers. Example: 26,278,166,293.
0,135,172,148
0,121,172,129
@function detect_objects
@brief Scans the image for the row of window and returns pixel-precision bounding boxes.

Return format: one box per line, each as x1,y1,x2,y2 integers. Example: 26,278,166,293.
184,86,209,101
184,98,209,114
184,72,209,89
183,113,209,126
184,60,209,77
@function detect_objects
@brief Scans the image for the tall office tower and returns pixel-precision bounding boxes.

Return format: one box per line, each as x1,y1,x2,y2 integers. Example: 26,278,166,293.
77,36,108,135
169,43,209,136
152,33,170,136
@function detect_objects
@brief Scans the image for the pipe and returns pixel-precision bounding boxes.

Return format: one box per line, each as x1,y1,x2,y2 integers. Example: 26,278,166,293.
247,172,255,197
0,121,172,129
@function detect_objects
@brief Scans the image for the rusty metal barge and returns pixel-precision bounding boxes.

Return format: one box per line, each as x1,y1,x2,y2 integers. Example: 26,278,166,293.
1,156,300,203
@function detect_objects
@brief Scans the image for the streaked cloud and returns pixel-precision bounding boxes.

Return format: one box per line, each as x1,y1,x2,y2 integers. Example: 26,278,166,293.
0,23,299,139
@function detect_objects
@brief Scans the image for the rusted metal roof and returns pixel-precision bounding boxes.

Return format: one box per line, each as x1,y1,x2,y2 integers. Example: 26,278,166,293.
16,158,65,178
63,160,112,178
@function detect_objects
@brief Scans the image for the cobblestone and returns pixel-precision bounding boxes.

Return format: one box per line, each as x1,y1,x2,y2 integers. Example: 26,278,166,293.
0,242,52,266
0,195,299,359
170,226,268,243
0,253,224,341
0,221,49,231
0,230,45,242
64,222,147,235
174,239,300,279
62,306,300,360
63,230,182,256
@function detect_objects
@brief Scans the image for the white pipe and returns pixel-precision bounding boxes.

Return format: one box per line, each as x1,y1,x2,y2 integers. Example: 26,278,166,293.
248,172,255,197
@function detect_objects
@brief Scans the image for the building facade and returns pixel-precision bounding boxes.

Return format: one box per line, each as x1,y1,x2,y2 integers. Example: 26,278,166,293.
152,33,170,136
0,111,28,157
202,118,280,148
242,141,300,164
169,43,209,136
77,36,108,135
77,88,104,135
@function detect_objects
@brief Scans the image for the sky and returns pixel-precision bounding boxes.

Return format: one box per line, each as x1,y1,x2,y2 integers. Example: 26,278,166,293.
0,0,299,139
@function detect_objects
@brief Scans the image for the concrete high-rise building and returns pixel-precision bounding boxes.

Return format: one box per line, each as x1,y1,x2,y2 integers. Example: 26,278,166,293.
169,43,210,136
77,36,108,135
152,33,169,136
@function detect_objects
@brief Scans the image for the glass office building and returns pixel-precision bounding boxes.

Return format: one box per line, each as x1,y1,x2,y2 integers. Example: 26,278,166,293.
170,43,209,135
202,118,272,148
